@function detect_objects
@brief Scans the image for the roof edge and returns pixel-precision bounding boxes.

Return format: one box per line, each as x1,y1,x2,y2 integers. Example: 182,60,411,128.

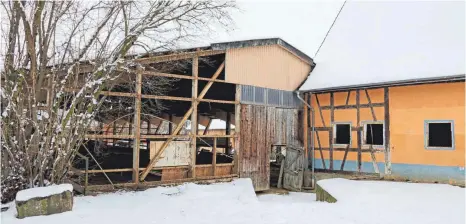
211,38,314,64
300,74,466,93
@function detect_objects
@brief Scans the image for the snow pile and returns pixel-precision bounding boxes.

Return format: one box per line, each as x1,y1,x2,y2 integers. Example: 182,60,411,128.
16,184,73,202
2,178,465,224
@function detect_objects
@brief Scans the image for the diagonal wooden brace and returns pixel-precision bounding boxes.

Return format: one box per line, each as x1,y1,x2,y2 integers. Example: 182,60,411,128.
139,61,225,181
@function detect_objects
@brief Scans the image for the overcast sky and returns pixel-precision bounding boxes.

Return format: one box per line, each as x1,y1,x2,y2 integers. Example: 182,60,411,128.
207,0,345,58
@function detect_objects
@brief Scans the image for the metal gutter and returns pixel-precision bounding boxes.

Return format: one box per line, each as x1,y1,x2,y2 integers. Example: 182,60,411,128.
295,91,315,189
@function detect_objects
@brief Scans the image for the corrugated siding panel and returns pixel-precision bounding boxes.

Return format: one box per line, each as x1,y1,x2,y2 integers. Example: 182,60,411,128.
240,85,301,108
225,45,311,91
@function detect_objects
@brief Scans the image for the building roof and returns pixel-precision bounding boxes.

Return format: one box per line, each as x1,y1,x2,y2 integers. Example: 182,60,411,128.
211,38,314,64
299,1,465,92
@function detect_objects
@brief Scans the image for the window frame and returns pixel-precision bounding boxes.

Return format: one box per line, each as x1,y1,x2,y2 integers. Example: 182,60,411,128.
424,120,455,150
332,122,352,148
361,121,385,149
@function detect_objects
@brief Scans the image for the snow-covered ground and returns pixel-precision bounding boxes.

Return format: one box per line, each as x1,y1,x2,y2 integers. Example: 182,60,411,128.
1,178,465,224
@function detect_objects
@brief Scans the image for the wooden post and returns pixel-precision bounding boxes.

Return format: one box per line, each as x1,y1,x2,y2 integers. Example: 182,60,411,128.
132,70,142,183
168,114,173,134
329,92,334,170
140,62,225,181
384,87,392,175
303,93,309,160
234,84,241,175
226,112,231,154
191,56,199,178
112,121,116,146
147,120,151,135
203,118,212,135
212,138,217,176
356,90,362,172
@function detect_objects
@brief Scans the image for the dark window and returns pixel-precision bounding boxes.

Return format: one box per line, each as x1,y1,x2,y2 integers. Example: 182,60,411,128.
335,124,351,144
427,122,453,148
365,123,384,145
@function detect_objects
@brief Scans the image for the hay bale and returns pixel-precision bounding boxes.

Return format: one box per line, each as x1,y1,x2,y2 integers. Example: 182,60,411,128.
15,184,73,219
315,183,337,203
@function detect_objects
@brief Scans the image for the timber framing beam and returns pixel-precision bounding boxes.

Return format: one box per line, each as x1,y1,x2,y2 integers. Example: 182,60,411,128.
139,61,226,181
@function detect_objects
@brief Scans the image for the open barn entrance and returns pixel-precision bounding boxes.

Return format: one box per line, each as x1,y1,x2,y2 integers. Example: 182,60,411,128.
68,50,239,191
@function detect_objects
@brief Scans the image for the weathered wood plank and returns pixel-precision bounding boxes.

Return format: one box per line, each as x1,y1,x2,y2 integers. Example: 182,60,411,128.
365,89,377,121
212,138,217,176
315,131,327,170
191,56,199,178
356,90,362,172
315,94,327,127
345,90,351,105
329,92,334,170
340,144,350,171
384,87,392,175
132,71,142,183
320,103,384,110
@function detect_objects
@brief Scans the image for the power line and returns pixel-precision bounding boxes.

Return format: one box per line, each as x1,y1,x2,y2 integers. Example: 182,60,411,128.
314,0,347,58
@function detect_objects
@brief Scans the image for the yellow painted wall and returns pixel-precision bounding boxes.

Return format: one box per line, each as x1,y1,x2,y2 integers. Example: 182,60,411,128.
389,82,465,167
310,82,465,171
225,45,311,91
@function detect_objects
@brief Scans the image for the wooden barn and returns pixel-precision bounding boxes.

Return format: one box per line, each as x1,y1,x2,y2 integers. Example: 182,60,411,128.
299,1,465,185
71,38,315,192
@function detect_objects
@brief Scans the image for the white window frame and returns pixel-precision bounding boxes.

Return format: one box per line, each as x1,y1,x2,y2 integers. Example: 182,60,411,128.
424,120,455,150
332,122,352,148
361,121,385,149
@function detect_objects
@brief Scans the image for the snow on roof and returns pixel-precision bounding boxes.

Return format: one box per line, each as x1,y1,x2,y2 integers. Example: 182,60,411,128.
186,119,235,130
16,184,73,202
299,1,465,92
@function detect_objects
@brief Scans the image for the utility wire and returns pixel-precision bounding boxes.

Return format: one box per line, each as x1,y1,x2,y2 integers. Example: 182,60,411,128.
314,0,347,58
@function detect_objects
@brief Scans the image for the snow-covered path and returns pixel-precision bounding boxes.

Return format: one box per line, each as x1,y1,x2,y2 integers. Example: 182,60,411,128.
1,178,465,224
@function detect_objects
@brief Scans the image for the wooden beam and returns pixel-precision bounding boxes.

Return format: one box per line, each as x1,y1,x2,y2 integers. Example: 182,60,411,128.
329,92,334,170
314,127,362,131
85,134,134,139
233,84,241,175
203,118,212,135
139,61,225,181
320,103,384,110
356,90,362,172
319,148,376,153
132,71,142,183
384,87,392,175
315,131,327,170
100,90,236,104
212,138,217,176
303,94,309,159
139,70,228,83
168,115,173,134
365,89,377,121
191,56,199,178
133,50,225,64
226,112,231,154
345,90,351,105
340,145,350,171
315,94,327,127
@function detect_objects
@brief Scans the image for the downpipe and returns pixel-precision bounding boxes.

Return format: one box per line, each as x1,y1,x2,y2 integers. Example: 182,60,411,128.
295,91,316,189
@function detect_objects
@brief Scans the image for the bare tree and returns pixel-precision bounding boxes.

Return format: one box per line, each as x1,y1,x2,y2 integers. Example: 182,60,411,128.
0,0,235,202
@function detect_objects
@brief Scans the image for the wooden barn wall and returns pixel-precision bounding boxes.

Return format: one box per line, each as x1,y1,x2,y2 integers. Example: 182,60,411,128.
225,45,311,91
239,104,301,191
